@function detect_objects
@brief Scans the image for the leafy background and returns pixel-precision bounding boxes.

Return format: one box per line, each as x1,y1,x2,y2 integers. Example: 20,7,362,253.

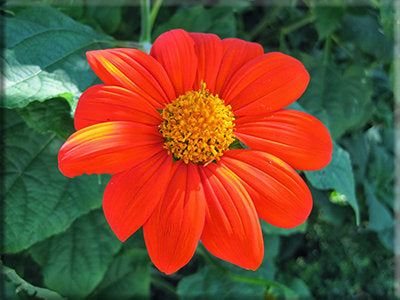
1,0,396,298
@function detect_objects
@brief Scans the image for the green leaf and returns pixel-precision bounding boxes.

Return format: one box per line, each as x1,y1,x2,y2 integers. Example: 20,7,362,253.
179,236,292,299
311,187,347,225
3,5,111,109
280,277,312,299
219,234,280,282
91,248,151,299
29,209,122,298
260,219,307,236
313,5,345,39
299,55,373,139
380,0,394,42
367,144,394,207
3,109,106,253
2,265,65,300
364,182,393,232
177,265,265,300
85,2,124,35
154,5,236,39
305,142,359,224
339,14,393,63
17,97,75,140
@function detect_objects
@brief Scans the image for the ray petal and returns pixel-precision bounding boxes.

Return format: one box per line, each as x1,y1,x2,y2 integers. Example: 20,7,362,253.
150,29,198,96
235,109,333,170
222,52,309,115
221,150,313,229
74,84,162,130
199,163,264,270
103,151,173,242
143,163,206,274
58,121,164,177
86,48,175,108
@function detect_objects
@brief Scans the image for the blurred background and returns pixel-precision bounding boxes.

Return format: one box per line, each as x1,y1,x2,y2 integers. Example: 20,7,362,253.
2,0,397,299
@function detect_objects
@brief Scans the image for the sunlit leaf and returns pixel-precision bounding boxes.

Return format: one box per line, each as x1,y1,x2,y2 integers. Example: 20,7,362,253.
3,5,111,109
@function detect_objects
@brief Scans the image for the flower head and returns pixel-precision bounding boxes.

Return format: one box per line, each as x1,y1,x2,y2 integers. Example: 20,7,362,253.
58,29,332,274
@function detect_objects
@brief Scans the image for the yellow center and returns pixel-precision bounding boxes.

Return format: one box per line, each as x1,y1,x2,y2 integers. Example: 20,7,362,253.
160,84,235,165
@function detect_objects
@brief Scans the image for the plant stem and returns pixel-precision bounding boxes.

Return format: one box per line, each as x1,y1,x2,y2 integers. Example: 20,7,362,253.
331,34,354,59
140,0,151,43
248,6,281,41
281,14,315,35
150,0,163,30
323,35,332,66
279,14,315,52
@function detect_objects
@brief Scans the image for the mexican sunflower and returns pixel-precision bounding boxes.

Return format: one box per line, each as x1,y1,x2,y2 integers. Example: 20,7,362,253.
58,29,332,274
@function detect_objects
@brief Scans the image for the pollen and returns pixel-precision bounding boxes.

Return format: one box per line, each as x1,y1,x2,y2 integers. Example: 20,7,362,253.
160,83,235,164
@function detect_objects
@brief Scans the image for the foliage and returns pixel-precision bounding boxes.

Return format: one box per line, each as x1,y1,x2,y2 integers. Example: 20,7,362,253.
1,0,395,299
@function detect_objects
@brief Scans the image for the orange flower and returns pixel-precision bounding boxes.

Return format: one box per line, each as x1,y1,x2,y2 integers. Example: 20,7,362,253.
58,29,332,274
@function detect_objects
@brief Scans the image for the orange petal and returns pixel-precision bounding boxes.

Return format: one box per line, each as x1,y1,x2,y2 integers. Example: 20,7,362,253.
74,84,162,130
103,151,173,242
222,52,310,115
86,48,175,108
214,38,264,95
150,29,198,96
58,121,164,177
235,109,333,170
189,32,224,93
199,163,264,270
143,163,205,274
221,150,312,229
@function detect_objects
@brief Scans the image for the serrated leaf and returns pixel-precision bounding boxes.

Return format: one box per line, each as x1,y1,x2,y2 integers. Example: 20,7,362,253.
3,109,106,253
305,142,359,224
29,209,122,298
3,5,111,109
17,97,75,139
91,248,151,299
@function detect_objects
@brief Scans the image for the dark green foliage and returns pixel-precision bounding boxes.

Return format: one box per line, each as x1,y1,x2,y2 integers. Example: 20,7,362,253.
2,1,394,299
278,213,395,299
